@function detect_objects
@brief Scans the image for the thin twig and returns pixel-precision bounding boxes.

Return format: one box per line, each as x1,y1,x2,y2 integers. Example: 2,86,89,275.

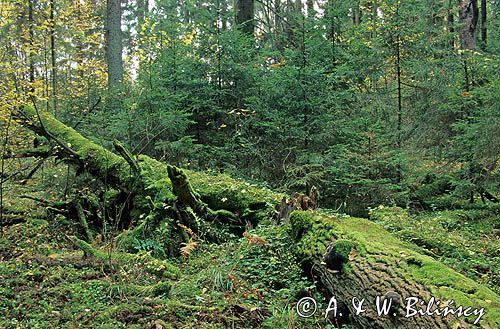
73,97,101,130
29,96,80,159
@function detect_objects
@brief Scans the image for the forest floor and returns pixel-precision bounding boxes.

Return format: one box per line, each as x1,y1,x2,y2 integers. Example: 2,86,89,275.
0,173,322,328
0,164,498,328
370,205,499,293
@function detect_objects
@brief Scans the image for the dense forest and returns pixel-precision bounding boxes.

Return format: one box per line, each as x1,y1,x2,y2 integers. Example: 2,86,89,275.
0,0,498,328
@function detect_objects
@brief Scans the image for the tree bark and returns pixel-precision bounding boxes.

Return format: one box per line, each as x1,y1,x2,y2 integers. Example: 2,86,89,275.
236,0,255,35
395,4,402,183
50,0,57,115
306,0,314,17
290,211,499,328
480,0,487,47
106,0,123,90
459,0,479,50
353,1,361,25
447,0,455,47
137,0,147,27
28,0,35,92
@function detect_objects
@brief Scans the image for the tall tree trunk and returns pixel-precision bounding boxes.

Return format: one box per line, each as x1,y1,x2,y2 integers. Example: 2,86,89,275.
480,0,487,47
28,0,35,93
220,0,228,30
447,0,455,40
395,4,402,183
306,0,314,17
447,1,454,30
50,0,57,115
371,0,377,36
106,0,123,90
137,0,147,27
274,0,284,49
353,1,361,25
235,0,255,35
459,0,479,50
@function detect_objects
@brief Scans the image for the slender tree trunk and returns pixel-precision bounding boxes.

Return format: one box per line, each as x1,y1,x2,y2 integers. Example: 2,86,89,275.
459,0,479,50
50,0,57,115
216,0,223,93
328,3,336,65
235,0,255,35
0,114,13,236
220,0,228,30
106,0,123,90
306,0,314,17
137,0,147,27
28,0,35,93
274,0,283,49
396,5,402,183
447,1,454,31
447,0,455,48
480,0,487,47
353,1,361,25
300,15,308,152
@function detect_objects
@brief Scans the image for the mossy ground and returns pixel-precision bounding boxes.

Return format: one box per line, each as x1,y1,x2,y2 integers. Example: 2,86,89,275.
0,219,349,328
0,175,337,328
370,206,499,292
1,154,498,328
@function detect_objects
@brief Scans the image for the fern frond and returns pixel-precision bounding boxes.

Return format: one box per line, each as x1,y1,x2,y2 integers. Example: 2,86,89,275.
178,223,195,237
180,238,198,262
242,231,268,247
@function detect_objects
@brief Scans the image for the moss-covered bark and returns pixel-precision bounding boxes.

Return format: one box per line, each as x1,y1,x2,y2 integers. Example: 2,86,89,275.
290,211,499,328
15,106,279,253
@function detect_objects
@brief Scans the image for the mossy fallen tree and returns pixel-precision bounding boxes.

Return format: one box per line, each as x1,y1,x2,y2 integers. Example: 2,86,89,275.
290,211,499,328
14,106,280,252
15,106,499,328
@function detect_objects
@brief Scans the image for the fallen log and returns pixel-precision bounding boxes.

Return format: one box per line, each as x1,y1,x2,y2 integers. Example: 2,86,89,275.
14,106,499,328
14,105,279,250
290,211,499,328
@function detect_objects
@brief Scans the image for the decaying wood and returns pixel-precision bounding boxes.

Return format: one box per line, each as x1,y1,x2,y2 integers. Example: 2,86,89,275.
14,106,276,251
275,186,318,222
290,212,499,328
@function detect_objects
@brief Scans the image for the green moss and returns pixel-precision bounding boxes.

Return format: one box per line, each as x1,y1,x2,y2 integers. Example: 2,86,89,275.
0,238,12,253
151,320,175,329
289,211,316,240
72,236,96,257
290,208,499,327
188,170,281,213
108,251,180,279
152,281,172,297
103,188,120,201
22,106,133,184
290,211,338,258
289,211,365,261
369,205,410,222
333,239,355,260
372,206,499,293
116,219,149,252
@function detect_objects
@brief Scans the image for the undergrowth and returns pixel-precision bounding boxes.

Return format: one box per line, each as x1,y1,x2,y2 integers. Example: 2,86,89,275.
370,205,499,293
